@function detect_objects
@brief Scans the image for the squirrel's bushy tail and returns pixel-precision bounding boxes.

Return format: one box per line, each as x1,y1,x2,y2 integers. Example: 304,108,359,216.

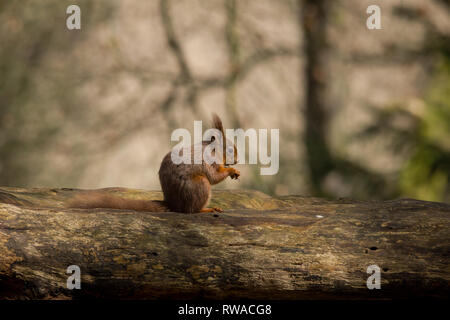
67,192,169,212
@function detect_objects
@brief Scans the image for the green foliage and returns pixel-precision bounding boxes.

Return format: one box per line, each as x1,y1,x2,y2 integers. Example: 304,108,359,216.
357,54,450,202
399,56,450,202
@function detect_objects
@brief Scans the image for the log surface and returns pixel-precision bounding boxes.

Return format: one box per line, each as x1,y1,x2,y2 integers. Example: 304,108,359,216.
0,187,448,299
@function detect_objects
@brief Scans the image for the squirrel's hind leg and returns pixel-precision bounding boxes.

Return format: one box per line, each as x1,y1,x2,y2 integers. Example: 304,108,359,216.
200,207,223,213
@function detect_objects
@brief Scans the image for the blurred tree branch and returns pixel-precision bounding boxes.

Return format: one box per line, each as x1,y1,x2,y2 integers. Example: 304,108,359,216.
299,0,333,196
225,0,241,128
89,1,300,150
160,0,198,112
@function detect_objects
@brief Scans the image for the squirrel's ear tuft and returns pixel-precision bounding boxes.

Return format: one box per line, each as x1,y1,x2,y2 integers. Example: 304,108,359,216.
212,113,225,134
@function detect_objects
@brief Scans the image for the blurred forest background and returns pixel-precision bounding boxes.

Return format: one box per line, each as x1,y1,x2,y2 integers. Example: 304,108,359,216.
1,0,449,202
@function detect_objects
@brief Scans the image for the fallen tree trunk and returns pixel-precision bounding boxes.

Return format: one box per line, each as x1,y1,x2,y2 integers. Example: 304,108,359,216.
0,187,448,299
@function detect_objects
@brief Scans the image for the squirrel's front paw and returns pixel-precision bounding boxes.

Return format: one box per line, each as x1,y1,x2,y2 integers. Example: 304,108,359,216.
228,168,240,179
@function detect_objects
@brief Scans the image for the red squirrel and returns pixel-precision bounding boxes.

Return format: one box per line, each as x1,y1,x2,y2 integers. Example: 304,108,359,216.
68,114,240,213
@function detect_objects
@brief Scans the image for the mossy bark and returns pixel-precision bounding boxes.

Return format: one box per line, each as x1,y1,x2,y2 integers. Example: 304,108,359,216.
0,187,448,299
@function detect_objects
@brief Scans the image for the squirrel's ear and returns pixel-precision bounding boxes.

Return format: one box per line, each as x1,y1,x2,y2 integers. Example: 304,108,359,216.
212,113,225,135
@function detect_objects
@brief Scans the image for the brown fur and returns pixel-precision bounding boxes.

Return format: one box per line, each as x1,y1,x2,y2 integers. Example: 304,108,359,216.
68,193,169,212
67,114,240,213
212,113,224,135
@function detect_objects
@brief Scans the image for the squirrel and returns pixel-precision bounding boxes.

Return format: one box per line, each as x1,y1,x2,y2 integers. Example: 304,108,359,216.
68,114,240,213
